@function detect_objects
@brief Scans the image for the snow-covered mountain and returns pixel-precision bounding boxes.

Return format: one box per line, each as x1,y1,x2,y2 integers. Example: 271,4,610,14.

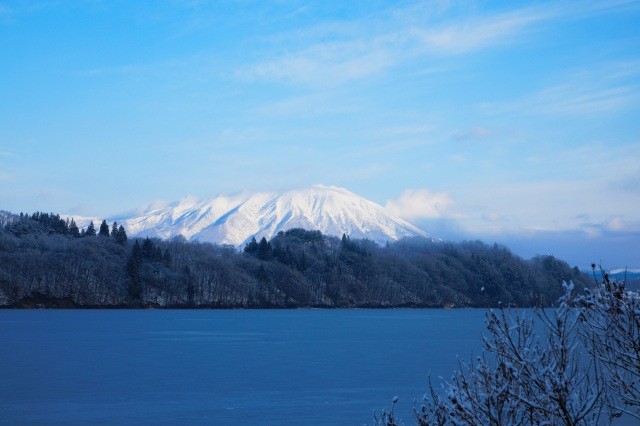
98,185,431,246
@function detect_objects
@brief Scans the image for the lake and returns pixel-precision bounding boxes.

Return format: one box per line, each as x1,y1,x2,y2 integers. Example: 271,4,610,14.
0,309,490,424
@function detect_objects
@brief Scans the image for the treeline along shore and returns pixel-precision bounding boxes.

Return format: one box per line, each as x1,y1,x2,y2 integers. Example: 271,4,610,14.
0,212,590,308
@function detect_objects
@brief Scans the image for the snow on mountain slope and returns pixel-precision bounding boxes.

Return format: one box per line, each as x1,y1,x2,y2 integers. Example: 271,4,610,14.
610,268,640,275
60,214,101,231
192,192,276,245
247,185,428,245
66,185,432,246
118,192,263,241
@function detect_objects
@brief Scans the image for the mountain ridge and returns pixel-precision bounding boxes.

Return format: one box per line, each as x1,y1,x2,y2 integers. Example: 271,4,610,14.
68,185,432,246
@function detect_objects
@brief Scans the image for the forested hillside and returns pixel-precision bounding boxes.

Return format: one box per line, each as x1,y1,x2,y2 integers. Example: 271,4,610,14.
0,212,590,308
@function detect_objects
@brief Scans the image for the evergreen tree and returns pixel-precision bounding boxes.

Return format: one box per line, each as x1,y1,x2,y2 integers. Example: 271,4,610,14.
111,221,118,238
98,220,110,237
141,238,155,259
257,237,272,261
126,241,143,301
257,264,269,283
115,225,127,245
244,237,258,254
296,251,307,272
162,249,171,266
183,265,195,306
84,221,96,237
68,219,80,238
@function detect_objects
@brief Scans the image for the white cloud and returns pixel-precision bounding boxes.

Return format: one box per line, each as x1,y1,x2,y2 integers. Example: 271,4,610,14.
386,142,640,241
136,199,171,215
605,216,640,232
385,188,454,220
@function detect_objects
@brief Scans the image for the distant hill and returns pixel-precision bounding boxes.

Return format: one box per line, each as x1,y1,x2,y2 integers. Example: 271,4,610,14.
0,213,590,309
590,267,640,292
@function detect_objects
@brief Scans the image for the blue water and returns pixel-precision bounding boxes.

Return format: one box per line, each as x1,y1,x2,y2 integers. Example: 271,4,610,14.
0,309,488,425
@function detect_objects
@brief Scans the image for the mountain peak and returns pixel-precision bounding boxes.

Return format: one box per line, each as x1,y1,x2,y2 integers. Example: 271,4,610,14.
72,186,433,246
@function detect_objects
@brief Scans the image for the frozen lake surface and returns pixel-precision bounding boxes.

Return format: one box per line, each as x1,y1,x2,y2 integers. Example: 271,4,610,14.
0,309,489,424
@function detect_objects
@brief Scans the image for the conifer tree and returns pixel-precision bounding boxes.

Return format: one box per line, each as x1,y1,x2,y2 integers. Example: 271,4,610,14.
98,220,110,237
68,219,80,238
126,241,143,301
141,237,155,259
341,233,348,246
84,221,96,237
257,264,269,283
111,221,118,238
244,237,259,254
115,225,127,245
257,237,272,260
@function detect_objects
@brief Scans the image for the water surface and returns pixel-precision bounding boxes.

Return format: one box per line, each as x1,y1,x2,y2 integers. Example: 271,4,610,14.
0,309,488,424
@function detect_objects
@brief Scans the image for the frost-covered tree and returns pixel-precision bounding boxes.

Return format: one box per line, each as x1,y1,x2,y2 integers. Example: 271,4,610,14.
577,266,640,421
416,283,606,425
413,272,640,425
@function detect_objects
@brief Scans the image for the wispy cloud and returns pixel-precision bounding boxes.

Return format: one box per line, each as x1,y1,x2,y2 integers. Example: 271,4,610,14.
451,125,491,142
0,1,74,22
483,61,640,116
482,212,510,223
410,7,548,54
352,139,433,157
237,0,637,87
238,2,541,86
74,63,156,77
346,163,393,180
238,38,395,86
0,171,15,182
534,84,639,115
609,167,640,194
253,92,352,117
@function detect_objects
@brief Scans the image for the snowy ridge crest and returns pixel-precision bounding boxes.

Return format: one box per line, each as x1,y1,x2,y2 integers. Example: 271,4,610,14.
75,185,433,246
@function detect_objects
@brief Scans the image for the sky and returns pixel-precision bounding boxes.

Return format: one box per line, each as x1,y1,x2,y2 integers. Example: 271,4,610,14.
1,0,639,268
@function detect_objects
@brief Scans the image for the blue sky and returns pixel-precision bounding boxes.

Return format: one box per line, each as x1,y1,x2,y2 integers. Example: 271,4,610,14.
1,0,639,267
